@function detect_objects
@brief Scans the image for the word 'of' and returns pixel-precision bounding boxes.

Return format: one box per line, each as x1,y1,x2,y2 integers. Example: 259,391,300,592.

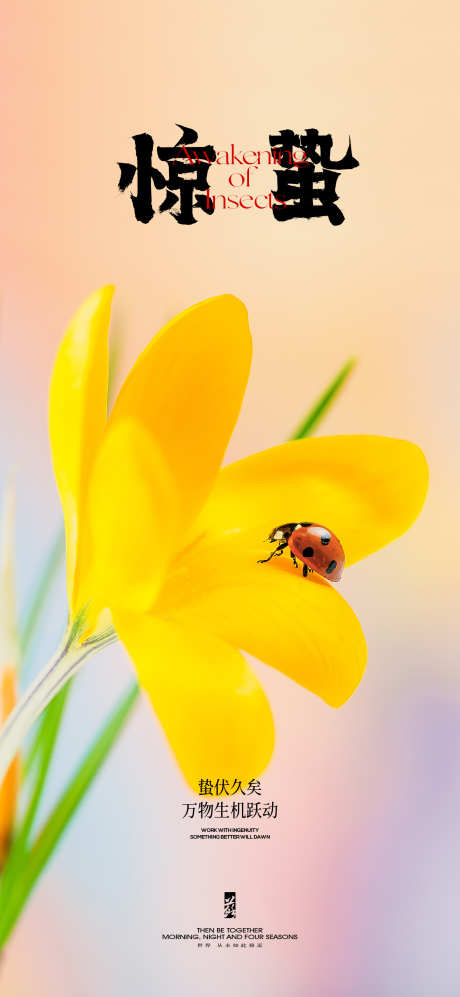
118,124,359,226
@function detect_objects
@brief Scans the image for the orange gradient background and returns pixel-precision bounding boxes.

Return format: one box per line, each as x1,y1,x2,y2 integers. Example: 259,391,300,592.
1,1,460,994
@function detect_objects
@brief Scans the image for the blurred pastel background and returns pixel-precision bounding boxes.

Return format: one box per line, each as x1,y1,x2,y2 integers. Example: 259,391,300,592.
1,0,460,993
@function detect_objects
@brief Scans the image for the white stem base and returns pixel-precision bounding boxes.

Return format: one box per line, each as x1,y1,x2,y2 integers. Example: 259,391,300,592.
0,638,92,786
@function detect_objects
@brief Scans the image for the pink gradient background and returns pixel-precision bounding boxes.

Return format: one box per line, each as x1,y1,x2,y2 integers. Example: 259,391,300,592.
1,0,460,993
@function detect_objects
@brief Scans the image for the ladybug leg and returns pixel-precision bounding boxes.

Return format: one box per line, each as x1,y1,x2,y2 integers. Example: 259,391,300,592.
290,550,298,569
257,541,287,564
302,564,311,578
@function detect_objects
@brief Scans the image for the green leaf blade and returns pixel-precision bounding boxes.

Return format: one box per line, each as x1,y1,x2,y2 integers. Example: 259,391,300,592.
0,682,140,946
290,356,356,440
0,686,71,904
20,529,65,665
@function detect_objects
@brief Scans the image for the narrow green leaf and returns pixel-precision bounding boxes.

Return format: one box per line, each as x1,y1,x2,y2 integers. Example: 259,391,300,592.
290,356,356,440
0,686,71,912
0,529,68,928
22,691,69,783
20,529,65,664
0,682,140,946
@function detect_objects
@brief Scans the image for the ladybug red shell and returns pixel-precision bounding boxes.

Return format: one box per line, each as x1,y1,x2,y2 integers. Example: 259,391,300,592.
258,522,345,582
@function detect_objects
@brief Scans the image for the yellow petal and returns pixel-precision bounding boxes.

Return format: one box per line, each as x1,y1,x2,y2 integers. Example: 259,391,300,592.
113,611,275,792
193,435,429,566
49,286,113,611
87,420,179,616
156,535,367,708
108,295,252,531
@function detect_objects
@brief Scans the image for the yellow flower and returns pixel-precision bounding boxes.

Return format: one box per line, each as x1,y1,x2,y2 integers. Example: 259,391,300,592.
49,287,428,790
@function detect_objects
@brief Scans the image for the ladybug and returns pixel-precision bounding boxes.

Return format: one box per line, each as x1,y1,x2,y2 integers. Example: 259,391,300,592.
257,522,345,582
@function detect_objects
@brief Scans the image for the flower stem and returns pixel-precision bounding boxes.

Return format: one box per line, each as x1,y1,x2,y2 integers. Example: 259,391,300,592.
0,634,95,788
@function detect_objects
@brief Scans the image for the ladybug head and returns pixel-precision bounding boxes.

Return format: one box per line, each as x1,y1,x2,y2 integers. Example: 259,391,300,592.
266,523,298,543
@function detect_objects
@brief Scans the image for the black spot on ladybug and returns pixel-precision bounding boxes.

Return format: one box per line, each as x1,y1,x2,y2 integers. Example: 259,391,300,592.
320,532,331,545
302,546,314,558
326,560,337,575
